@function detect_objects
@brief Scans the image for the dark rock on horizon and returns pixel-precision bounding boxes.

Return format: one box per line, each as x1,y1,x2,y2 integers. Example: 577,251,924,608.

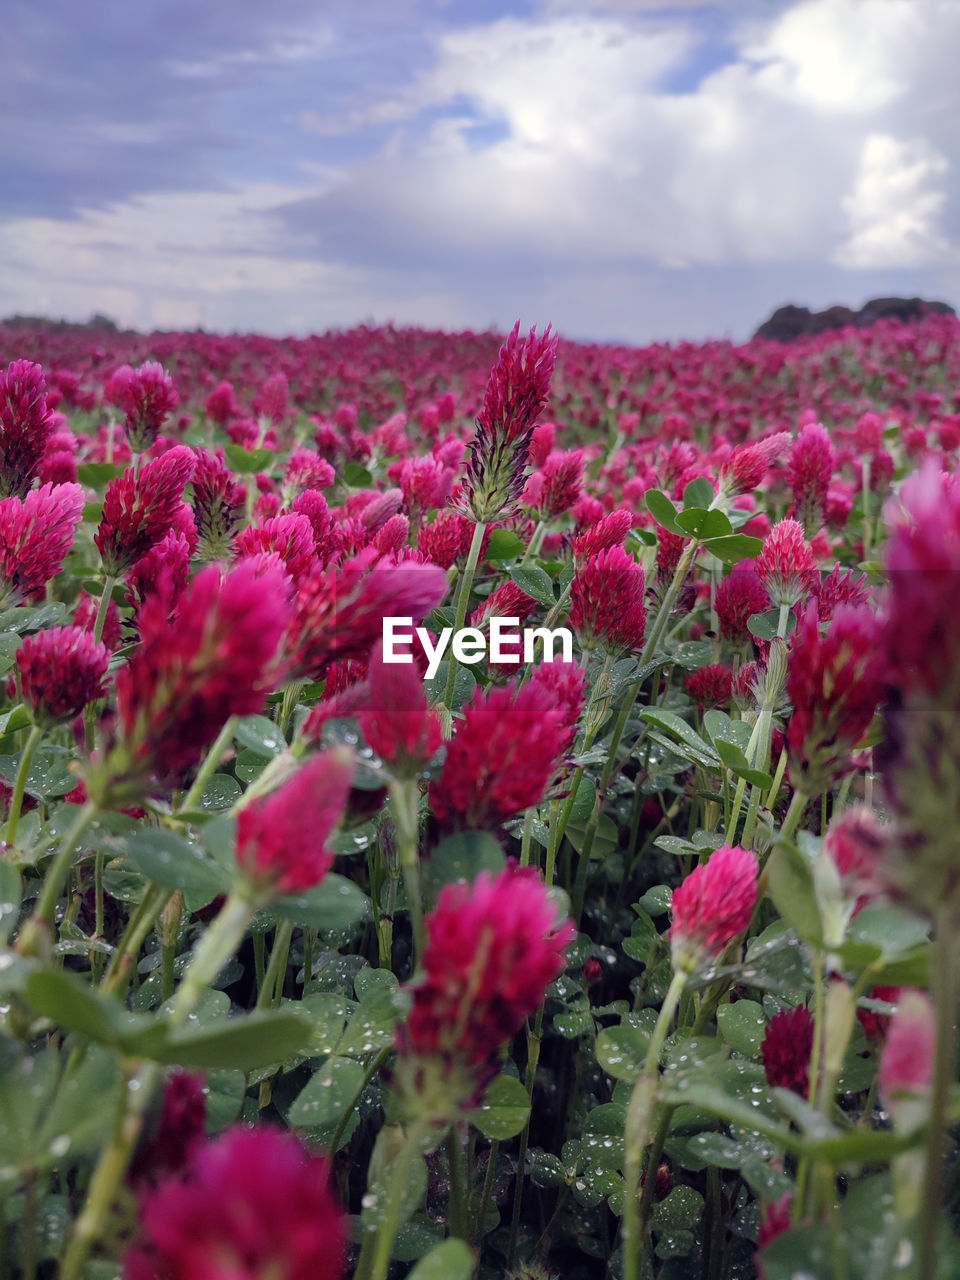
753,296,956,342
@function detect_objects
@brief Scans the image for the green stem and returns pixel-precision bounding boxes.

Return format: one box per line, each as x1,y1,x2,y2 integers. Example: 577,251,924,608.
622,969,687,1280
101,885,169,997
918,908,958,1280
507,1015,542,1269
390,779,425,968
778,789,809,846
446,1127,468,1240
473,1138,500,1244
360,1121,429,1280
167,893,255,1026
4,723,44,847
91,575,116,646
179,716,237,812
329,1044,393,1158
30,801,99,929
442,520,486,708
639,539,698,667
257,920,294,1010
520,518,547,563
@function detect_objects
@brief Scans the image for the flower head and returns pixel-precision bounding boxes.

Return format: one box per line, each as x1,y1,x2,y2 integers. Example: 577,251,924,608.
17,626,110,727
715,563,768,643
105,362,179,452
204,380,240,425
236,512,316,584
356,643,442,774
99,560,292,799
429,678,570,829
236,749,354,895
96,446,196,576
756,519,819,610
191,449,246,560
523,449,584,519
879,990,935,1119
460,322,558,522
286,549,447,680
685,664,733,710
128,1071,207,1191
0,359,55,497
0,482,85,608
756,1195,793,1280
761,1006,814,1095
719,432,790,498
124,1126,345,1280
787,423,834,535
573,508,632,560
570,545,646,655
417,508,475,568
669,845,758,973
786,601,886,794
402,864,574,1076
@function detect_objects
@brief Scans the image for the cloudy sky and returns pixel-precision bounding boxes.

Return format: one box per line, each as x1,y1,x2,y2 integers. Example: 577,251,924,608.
2,0,957,344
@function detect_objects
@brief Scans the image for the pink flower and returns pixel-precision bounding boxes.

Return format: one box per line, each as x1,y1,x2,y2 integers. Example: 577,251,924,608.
402,863,574,1074
204,381,240,425
719,432,791,497
824,807,887,912
787,423,834,535
191,449,246,560
573,508,632,560
715,563,768,642
0,359,55,497
356,643,442,773
128,1071,207,1191
570,545,647,654
96,446,196,576
526,660,586,755
786,601,886,794
461,322,558,522
669,845,758,973
417,508,475,568
857,984,901,1045
17,626,110,727
524,449,584,518
761,1006,814,1095
253,372,289,423
879,990,935,1109
127,530,192,615
236,749,354,894
236,513,316,583
685,664,733,709
74,589,123,652
285,448,335,497
755,519,819,609
105,362,179,452
102,561,292,797
124,1126,345,1280
285,549,447,680
0,482,85,608
429,678,570,829
469,580,539,630
756,1194,793,1280
814,565,870,622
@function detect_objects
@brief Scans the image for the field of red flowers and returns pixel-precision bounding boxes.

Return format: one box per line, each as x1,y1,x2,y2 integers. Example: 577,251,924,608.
1,312,959,1279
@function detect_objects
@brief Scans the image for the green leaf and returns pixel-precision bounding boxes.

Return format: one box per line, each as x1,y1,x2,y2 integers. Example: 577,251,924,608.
0,860,21,945
273,874,372,932
638,708,719,767
108,829,229,901
714,739,774,790
195,773,242,812
424,660,476,710
717,1000,767,1057
682,477,715,510
675,508,732,540
748,608,797,640
651,1186,705,1231
24,970,144,1048
485,528,525,560
622,911,659,963
426,830,506,895
223,443,273,474
702,709,752,754
766,844,823,946
646,489,683,535
288,1056,365,1128
703,533,764,563
509,564,555,607
407,1240,475,1280
636,885,672,916
471,1073,531,1139
77,462,126,486
596,1024,651,1083
848,903,929,960
149,1010,312,1070
565,812,619,859
342,461,373,487
566,774,597,823
233,715,288,758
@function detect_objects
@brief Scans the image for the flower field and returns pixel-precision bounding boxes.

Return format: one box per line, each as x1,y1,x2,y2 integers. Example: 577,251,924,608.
1,312,959,1279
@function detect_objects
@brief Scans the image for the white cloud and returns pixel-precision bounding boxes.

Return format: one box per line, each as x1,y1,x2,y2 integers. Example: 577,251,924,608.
835,133,955,268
